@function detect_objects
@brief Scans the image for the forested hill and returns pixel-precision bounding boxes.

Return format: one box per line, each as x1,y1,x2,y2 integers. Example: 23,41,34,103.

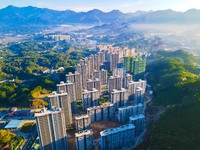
1,6,200,25
140,50,200,150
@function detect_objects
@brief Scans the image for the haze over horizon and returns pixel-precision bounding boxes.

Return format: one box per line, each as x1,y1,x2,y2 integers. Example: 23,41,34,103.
1,0,200,13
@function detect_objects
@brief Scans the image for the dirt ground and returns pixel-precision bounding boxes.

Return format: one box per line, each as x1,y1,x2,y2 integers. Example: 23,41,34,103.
67,119,124,150
91,120,122,139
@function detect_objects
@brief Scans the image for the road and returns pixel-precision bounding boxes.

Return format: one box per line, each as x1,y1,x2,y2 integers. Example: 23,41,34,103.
134,93,152,147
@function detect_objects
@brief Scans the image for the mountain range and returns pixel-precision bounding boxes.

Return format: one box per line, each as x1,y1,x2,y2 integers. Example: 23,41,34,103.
1,5,200,25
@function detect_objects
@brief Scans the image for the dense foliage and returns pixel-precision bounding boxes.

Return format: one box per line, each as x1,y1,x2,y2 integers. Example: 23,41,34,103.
0,130,22,149
0,41,94,107
0,76,55,107
0,41,92,80
30,99,48,109
147,50,199,105
140,50,200,150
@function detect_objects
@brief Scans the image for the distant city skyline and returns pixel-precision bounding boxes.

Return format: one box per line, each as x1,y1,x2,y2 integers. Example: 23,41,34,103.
1,0,200,12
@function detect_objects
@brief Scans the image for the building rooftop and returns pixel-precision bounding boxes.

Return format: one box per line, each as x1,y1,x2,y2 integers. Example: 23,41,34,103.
83,88,98,94
94,78,100,81
100,124,135,136
129,114,145,121
34,108,62,117
66,80,73,84
56,81,67,86
66,72,80,76
4,120,23,129
120,88,127,92
87,106,101,111
111,89,120,93
75,114,90,120
101,102,114,107
87,79,92,82
48,91,68,98
75,129,93,137
136,87,143,91
118,103,143,111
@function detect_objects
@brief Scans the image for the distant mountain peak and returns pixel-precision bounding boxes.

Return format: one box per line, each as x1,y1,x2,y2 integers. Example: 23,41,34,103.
110,9,122,13
0,6,200,25
88,9,103,13
5,5,16,8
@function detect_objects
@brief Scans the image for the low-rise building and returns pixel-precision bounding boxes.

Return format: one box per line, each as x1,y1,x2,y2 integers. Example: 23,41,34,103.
4,120,23,131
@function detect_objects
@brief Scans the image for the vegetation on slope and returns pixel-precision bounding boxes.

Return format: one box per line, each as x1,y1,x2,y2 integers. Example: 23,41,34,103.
0,41,95,107
0,130,23,149
139,50,200,150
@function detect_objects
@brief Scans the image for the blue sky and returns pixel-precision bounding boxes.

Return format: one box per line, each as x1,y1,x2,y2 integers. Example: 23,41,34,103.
1,0,200,12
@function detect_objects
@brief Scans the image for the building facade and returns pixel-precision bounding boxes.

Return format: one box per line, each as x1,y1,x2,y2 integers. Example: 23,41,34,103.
35,109,68,150
134,87,145,104
129,114,145,136
87,102,114,122
118,104,144,123
75,129,93,150
48,91,73,128
100,124,135,150
66,72,82,100
57,80,76,113
124,56,146,76
110,88,129,109
75,114,91,132
82,89,100,111
108,76,122,93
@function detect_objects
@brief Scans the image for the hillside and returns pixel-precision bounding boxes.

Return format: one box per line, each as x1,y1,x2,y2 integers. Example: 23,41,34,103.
1,6,200,25
138,50,200,150
0,5,127,25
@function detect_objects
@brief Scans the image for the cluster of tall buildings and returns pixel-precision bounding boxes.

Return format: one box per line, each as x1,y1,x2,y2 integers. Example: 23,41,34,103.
100,77,146,150
34,45,147,150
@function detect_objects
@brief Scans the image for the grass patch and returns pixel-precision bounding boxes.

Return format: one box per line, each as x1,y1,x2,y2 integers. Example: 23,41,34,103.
76,101,82,110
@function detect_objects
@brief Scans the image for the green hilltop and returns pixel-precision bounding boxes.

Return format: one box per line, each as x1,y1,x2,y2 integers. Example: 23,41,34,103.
138,50,200,150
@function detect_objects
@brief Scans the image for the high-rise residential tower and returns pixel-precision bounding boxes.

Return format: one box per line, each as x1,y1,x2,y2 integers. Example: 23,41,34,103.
82,88,100,111
110,88,128,109
108,76,122,93
75,114,91,132
56,81,76,113
75,129,93,150
48,91,73,128
100,124,135,150
35,108,68,150
66,72,82,100
76,63,89,89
